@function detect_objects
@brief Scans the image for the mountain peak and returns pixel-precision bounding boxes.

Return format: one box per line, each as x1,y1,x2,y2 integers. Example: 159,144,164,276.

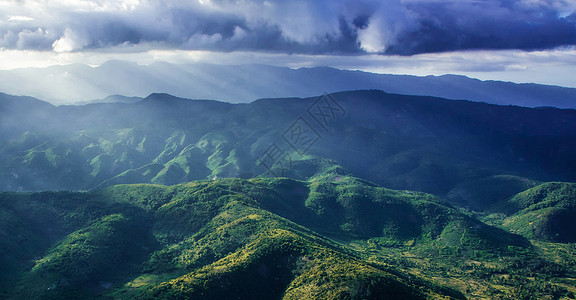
0,92,54,109
142,93,187,102
1,62,575,107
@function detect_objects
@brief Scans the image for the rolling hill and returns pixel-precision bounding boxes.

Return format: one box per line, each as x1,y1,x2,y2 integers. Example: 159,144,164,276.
485,182,576,243
2,176,575,299
2,90,576,299
1,177,468,299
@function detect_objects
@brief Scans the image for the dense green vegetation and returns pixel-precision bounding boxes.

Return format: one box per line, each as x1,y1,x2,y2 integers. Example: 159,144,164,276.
1,175,575,299
1,177,463,299
484,182,576,243
2,91,576,299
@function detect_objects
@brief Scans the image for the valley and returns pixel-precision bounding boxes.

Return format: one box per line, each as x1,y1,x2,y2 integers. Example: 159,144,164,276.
1,90,576,299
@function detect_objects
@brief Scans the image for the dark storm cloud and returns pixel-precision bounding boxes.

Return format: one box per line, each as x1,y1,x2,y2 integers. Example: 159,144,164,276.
391,0,576,55
0,0,575,55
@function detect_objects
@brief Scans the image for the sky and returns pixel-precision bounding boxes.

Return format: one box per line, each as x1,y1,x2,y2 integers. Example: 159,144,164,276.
1,0,575,87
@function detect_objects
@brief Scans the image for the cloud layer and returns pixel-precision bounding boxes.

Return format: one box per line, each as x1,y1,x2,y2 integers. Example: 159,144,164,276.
1,0,575,55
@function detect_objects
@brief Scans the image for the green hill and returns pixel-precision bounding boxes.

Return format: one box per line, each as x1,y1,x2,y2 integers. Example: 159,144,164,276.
489,182,576,243
2,91,576,299
2,178,469,299
3,177,575,299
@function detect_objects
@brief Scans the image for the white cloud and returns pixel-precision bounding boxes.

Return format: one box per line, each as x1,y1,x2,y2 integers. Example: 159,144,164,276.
357,17,388,53
17,27,51,49
52,28,88,52
0,0,574,55
0,0,574,89
231,26,247,41
7,16,35,22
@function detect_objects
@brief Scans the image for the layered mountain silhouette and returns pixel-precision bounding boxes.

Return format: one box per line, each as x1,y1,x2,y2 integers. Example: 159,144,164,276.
2,90,576,196
1,62,576,107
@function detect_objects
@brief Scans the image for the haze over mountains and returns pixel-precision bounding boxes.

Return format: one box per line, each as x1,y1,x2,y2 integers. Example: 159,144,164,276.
2,61,576,108
2,89,576,197
2,89,576,299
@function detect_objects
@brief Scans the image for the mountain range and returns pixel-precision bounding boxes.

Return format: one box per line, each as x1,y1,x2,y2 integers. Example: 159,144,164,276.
1,61,576,108
2,89,576,299
2,90,576,196
3,174,575,299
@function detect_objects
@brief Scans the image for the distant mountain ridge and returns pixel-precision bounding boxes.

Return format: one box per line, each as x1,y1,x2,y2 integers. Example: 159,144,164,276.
1,61,576,108
1,90,576,200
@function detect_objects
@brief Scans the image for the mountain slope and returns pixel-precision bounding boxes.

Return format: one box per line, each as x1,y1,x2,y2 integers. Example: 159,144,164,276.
3,177,575,299
2,177,475,299
486,182,576,243
2,90,576,205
